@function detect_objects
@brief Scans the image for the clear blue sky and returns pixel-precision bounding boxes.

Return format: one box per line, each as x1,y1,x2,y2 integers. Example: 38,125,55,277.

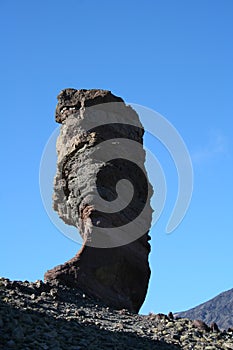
0,0,232,315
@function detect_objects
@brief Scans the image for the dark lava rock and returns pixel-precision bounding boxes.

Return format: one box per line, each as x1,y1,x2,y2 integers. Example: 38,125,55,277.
1,278,233,350
210,322,220,332
193,319,210,332
44,88,153,313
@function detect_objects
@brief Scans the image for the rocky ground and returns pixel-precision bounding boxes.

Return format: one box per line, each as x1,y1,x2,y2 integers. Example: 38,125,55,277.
0,278,232,350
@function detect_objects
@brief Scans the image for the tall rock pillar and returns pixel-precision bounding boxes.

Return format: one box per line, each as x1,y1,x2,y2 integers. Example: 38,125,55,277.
44,89,153,313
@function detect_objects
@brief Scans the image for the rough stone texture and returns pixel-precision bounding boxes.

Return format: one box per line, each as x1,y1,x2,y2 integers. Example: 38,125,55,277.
44,89,153,313
176,288,233,331
55,88,124,124
1,278,233,350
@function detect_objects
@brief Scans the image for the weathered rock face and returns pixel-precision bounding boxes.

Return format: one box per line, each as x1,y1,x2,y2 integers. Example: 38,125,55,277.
44,88,153,313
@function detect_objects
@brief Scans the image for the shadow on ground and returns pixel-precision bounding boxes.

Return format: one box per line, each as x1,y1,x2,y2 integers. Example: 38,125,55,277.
0,297,180,350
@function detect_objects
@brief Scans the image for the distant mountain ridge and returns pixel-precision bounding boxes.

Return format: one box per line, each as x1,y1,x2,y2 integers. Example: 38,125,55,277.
176,288,233,330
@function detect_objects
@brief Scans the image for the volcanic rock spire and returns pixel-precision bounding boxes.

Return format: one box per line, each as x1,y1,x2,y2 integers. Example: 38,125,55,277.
44,89,153,313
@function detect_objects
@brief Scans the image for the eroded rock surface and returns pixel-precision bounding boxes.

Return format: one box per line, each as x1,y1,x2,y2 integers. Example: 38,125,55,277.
44,89,153,313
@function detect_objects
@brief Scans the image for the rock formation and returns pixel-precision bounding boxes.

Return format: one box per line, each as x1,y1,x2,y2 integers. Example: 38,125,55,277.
44,88,153,313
